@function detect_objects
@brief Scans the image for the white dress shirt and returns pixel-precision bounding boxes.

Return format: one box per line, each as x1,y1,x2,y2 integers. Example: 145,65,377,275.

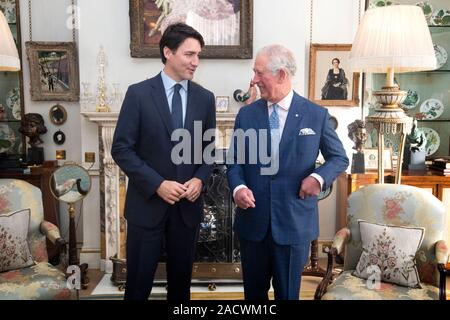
233,90,324,198
160,70,188,127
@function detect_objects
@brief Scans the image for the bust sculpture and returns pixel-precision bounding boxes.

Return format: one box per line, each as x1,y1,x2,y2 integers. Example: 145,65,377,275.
406,118,427,152
19,113,47,148
347,119,367,153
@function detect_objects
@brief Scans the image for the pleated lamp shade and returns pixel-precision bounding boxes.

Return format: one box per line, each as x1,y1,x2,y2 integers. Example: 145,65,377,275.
0,10,20,72
349,5,436,73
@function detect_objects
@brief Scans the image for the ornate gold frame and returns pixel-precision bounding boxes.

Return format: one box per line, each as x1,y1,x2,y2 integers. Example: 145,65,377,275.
129,0,253,59
25,41,79,101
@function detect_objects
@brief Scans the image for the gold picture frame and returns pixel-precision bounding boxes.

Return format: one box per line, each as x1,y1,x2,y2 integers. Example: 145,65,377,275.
25,42,79,101
308,44,360,107
129,0,253,59
49,104,67,126
215,96,229,113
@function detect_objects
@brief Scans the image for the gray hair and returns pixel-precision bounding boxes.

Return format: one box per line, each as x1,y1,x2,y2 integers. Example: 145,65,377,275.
257,45,297,77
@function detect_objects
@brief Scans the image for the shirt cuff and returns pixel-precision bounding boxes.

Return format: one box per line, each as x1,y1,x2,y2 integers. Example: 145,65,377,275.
310,173,324,190
233,185,248,199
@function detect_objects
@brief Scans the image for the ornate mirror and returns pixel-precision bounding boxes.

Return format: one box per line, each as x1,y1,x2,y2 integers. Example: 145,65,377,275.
49,104,67,125
49,162,91,289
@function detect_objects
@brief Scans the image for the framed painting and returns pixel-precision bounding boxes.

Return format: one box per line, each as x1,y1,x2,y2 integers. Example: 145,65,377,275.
25,42,79,101
129,0,253,59
308,44,360,107
363,148,393,171
215,96,229,112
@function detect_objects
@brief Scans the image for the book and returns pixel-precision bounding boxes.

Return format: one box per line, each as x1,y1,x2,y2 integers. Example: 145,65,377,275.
432,159,450,169
429,165,450,174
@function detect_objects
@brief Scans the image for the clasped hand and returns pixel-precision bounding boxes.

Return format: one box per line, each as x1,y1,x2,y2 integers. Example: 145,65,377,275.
156,178,203,205
234,176,321,210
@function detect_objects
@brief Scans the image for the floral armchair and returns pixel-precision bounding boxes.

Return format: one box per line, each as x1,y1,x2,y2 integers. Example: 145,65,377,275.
0,179,76,300
315,184,449,300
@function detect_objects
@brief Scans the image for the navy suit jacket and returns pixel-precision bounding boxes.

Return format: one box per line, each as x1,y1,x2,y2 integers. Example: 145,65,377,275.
111,74,216,229
226,93,349,245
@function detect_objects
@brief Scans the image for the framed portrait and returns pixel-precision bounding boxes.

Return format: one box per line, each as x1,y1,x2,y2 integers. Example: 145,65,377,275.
25,42,79,101
363,148,393,171
49,104,67,125
215,96,229,113
129,0,253,59
308,44,360,107
53,130,66,145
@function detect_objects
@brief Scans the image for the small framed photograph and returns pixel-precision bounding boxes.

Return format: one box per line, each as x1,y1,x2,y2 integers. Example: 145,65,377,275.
308,44,360,107
25,41,79,101
216,96,229,113
49,104,67,125
363,148,393,171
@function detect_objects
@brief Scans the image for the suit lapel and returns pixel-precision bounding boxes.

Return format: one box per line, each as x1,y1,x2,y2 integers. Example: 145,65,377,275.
279,93,306,157
150,73,174,138
184,81,197,134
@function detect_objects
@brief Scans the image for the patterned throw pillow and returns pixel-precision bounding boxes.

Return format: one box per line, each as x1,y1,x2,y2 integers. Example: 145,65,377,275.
0,209,35,272
353,220,425,288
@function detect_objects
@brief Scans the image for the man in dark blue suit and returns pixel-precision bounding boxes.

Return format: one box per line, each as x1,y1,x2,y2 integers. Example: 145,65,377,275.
227,45,349,300
111,23,216,300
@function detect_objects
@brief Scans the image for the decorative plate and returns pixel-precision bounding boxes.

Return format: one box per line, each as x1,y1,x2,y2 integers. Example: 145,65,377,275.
0,104,5,121
12,103,21,120
434,44,448,69
419,98,444,119
0,0,16,23
416,2,433,19
402,89,420,109
384,137,396,153
0,123,17,153
421,127,440,156
5,87,20,110
431,9,450,26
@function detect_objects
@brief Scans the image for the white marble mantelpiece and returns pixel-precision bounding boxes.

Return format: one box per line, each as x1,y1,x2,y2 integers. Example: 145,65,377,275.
81,111,120,273
216,112,237,149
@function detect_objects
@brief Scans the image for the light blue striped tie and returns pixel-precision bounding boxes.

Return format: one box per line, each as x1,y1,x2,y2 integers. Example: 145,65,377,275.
269,104,281,157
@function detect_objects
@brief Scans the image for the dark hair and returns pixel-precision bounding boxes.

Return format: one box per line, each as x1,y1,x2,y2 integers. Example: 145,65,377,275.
332,58,340,64
159,23,205,64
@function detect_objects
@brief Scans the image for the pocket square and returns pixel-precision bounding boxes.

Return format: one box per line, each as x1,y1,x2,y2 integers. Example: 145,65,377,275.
299,128,316,135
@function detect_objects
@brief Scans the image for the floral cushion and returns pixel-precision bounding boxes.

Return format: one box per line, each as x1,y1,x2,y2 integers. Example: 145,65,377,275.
0,209,35,272
345,184,446,287
322,271,439,300
0,262,74,300
0,179,48,262
353,220,424,288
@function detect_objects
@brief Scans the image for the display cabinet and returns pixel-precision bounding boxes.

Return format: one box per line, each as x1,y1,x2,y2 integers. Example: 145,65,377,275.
364,0,450,159
0,0,25,163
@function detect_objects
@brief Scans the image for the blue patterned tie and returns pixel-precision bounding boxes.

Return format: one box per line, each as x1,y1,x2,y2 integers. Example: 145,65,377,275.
171,83,183,129
269,104,281,156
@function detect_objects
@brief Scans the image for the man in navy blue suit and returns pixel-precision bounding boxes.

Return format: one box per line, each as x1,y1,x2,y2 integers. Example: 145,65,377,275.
111,23,216,300
227,45,349,300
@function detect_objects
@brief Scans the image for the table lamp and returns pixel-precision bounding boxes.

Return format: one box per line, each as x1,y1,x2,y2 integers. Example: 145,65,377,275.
0,10,20,71
349,5,436,184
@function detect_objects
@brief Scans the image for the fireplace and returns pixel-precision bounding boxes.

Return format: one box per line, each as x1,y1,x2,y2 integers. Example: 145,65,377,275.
81,112,241,282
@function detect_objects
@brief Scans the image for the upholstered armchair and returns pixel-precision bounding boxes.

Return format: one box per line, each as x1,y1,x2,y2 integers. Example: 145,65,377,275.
0,179,76,300
315,184,449,300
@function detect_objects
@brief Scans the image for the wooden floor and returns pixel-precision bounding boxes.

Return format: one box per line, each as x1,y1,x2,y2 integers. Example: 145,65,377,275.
79,269,321,300
79,268,450,300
